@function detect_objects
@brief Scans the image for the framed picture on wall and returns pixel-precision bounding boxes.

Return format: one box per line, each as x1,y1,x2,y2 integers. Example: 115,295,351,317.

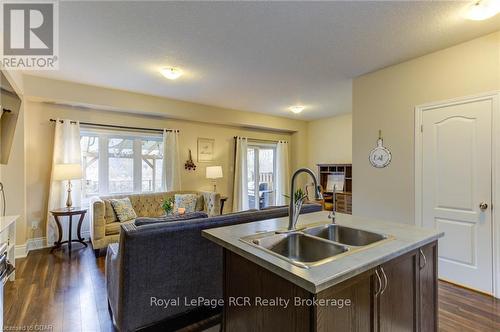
198,138,215,162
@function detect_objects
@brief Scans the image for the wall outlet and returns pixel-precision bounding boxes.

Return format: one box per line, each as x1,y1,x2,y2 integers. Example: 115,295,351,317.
31,220,40,230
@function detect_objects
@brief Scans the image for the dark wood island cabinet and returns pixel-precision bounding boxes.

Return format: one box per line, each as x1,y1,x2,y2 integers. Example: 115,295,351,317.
222,241,438,332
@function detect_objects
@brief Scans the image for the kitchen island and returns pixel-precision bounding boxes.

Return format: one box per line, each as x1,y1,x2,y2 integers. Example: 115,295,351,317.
203,211,443,332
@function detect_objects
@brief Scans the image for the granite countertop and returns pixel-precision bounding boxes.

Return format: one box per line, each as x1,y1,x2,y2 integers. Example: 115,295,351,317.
202,211,443,293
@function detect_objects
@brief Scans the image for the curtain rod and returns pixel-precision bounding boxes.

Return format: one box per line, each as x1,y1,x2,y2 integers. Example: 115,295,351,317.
49,119,179,133
234,136,288,144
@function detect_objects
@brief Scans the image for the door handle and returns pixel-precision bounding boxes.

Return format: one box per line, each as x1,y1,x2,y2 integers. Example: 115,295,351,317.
419,249,427,270
380,267,388,295
374,268,382,297
479,202,489,211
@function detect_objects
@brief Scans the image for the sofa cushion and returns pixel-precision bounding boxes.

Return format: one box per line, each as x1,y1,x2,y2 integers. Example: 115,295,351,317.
105,219,135,235
110,198,137,222
129,194,165,217
104,200,118,224
135,211,209,226
174,194,198,213
195,194,204,211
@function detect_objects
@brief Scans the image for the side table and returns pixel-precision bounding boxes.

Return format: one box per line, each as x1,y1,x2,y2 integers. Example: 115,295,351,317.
220,196,228,214
50,207,88,256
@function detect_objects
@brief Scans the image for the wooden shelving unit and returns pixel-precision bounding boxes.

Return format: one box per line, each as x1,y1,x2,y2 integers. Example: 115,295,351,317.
317,164,352,214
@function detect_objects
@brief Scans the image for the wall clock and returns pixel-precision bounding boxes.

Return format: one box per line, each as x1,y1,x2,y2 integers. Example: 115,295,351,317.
369,131,391,168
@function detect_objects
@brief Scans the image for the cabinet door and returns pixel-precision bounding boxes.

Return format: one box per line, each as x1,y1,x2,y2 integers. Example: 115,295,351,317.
315,269,376,331
418,242,438,332
346,194,353,214
335,193,347,213
223,250,311,332
378,250,418,332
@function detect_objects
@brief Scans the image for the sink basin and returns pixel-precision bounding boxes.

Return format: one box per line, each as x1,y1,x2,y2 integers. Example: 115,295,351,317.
240,223,392,268
303,224,387,247
243,232,348,268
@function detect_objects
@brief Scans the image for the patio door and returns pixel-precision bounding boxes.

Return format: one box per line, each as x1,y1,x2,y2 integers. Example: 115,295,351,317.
247,144,276,209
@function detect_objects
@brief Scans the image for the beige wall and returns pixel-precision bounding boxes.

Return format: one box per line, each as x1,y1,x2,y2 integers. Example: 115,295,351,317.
353,31,500,224
23,75,306,133
25,101,295,238
0,71,26,247
0,73,315,249
308,113,352,173
0,101,26,245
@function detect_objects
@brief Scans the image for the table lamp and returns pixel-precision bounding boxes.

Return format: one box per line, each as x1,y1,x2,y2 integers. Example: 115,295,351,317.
53,163,82,208
206,166,223,192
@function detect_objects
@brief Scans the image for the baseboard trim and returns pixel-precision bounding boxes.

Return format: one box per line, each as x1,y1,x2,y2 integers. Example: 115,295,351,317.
14,244,27,259
28,237,48,251
14,230,91,259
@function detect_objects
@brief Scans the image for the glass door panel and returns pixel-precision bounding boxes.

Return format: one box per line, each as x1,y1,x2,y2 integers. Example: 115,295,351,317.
258,148,275,208
247,145,276,210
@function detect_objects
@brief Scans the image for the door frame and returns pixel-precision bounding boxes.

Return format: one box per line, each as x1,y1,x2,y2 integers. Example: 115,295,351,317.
414,91,500,298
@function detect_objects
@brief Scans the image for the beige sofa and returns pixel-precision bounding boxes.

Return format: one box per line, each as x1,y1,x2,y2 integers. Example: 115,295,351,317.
89,191,221,256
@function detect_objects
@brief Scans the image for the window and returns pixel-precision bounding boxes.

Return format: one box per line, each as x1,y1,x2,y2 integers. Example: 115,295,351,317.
81,135,99,197
141,139,163,192
80,129,163,198
247,143,276,209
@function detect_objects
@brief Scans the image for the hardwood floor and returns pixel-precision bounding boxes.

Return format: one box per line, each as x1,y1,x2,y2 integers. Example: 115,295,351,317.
5,245,113,332
4,245,500,331
438,280,500,331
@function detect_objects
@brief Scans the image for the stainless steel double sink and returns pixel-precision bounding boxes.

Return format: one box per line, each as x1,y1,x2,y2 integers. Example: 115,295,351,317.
240,223,393,269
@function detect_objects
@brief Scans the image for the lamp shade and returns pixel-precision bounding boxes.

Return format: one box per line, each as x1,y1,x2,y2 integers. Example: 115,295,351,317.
53,163,82,181
206,166,223,179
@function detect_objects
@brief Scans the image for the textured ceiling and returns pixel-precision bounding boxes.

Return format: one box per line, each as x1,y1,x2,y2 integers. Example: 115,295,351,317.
26,1,500,120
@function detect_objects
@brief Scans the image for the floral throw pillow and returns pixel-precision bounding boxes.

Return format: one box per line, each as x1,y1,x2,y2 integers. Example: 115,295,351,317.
110,198,137,222
174,194,198,213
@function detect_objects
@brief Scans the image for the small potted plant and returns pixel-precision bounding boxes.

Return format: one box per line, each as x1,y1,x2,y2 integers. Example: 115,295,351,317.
162,197,175,216
284,188,308,204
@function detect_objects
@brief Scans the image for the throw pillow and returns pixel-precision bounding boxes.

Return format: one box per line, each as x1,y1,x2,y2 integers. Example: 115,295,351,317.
110,197,137,222
135,211,208,226
174,194,198,213
104,200,118,224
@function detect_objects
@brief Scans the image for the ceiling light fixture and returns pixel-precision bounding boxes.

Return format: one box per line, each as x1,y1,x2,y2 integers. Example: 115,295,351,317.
464,0,500,21
289,106,305,114
160,67,183,80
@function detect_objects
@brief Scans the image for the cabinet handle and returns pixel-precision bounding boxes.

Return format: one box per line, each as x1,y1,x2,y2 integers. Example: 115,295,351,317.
380,267,388,295
375,268,382,297
419,249,427,270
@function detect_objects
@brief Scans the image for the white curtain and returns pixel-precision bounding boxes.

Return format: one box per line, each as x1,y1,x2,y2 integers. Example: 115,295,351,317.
162,130,181,191
232,137,249,212
275,140,290,206
47,119,82,245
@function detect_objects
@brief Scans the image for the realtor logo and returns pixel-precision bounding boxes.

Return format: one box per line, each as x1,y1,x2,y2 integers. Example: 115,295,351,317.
1,1,59,70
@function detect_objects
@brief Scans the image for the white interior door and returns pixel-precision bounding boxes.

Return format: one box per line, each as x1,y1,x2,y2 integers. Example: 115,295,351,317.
422,98,493,294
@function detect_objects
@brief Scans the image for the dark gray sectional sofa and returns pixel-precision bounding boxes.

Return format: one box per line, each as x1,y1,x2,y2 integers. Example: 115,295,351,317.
105,204,322,331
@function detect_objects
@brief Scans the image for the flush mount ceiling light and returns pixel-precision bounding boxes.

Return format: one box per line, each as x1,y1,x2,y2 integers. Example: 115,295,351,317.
289,106,305,114
464,0,500,21
160,67,183,80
